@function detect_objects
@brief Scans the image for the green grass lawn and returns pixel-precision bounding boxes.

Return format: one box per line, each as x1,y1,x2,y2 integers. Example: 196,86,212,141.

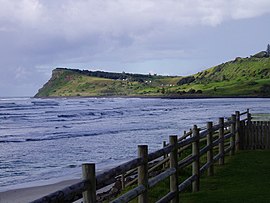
181,150,270,203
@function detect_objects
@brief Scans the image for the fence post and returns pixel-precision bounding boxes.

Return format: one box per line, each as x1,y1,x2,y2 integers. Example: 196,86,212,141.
207,122,214,176
230,114,236,156
163,140,167,148
163,141,167,169
219,117,225,165
247,113,252,125
255,121,258,149
121,173,125,189
235,111,240,151
266,122,269,149
263,122,267,149
192,125,200,192
82,163,96,203
169,135,179,203
250,121,255,149
259,121,262,149
241,121,246,150
138,145,148,203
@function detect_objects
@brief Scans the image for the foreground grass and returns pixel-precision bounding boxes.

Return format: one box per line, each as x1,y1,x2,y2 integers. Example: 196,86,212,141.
181,150,270,203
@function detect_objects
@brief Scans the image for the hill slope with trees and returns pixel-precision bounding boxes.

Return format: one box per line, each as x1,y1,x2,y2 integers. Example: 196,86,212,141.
35,57,270,98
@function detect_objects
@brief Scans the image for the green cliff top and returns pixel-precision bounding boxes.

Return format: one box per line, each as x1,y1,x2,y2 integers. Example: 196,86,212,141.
35,57,270,98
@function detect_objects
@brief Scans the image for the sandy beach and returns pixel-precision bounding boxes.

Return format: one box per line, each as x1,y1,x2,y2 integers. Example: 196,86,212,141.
0,179,81,203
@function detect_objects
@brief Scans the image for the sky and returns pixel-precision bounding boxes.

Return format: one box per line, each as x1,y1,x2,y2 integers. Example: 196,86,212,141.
1,0,270,97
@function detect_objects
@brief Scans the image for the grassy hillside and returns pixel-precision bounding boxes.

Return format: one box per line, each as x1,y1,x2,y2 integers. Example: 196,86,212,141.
35,68,182,97
35,57,270,97
187,57,270,96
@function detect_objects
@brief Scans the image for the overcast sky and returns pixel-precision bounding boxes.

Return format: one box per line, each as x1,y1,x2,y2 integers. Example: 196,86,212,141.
1,0,270,97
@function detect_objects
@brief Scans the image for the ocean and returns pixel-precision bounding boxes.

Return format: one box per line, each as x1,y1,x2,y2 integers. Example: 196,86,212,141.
0,97,269,191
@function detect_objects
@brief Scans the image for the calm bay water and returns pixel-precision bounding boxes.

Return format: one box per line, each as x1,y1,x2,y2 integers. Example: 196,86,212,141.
0,97,269,191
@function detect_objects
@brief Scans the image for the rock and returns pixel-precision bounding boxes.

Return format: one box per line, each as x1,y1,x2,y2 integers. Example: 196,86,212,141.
252,51,267,58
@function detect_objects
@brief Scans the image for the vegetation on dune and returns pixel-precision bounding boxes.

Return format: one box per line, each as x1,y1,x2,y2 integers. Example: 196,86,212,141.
35,56,270,98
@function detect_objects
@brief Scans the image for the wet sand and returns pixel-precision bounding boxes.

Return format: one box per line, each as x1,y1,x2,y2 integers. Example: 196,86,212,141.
0,179,81,203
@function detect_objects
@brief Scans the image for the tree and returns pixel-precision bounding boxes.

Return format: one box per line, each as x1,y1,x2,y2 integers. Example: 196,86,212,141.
267,44,270,57
161,87,165,94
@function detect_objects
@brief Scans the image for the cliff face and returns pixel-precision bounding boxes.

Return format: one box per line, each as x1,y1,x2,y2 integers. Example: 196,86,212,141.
35,57,270,98
35,69,76,97
35,68,181,97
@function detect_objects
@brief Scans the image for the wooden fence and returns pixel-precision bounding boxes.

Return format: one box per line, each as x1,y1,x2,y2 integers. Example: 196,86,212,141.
31,109,251,203
240,115,270,150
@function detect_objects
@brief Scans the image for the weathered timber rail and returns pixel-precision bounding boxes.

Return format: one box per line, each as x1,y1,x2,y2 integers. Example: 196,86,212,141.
31,109,263,203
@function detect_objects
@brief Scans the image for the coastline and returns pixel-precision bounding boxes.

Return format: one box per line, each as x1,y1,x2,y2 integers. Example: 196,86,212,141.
0,179,80,203
0,178,114,203
0,161,125,203
2,97,270,203
33,94,270,99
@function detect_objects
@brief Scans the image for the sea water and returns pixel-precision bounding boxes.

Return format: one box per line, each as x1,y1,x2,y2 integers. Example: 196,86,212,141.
0,97,269,191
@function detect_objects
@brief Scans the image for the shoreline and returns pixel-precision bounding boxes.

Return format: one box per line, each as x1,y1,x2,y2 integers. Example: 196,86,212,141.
0,179,80,203
0,178,114,203
0,161,127,203
33,94,270,99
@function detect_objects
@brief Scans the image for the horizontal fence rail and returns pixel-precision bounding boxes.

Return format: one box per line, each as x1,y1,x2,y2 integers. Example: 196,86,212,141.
31,109,258,203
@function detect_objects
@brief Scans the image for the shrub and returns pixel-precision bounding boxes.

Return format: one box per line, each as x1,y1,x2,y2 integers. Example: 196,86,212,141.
188,88,196,94
177,76,195,85
247,81,258,86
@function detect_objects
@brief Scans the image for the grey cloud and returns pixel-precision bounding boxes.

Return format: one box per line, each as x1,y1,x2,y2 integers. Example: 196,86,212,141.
0,0,270,96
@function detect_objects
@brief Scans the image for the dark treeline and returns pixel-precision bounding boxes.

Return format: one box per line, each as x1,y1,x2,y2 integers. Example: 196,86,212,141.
56,68,169,82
